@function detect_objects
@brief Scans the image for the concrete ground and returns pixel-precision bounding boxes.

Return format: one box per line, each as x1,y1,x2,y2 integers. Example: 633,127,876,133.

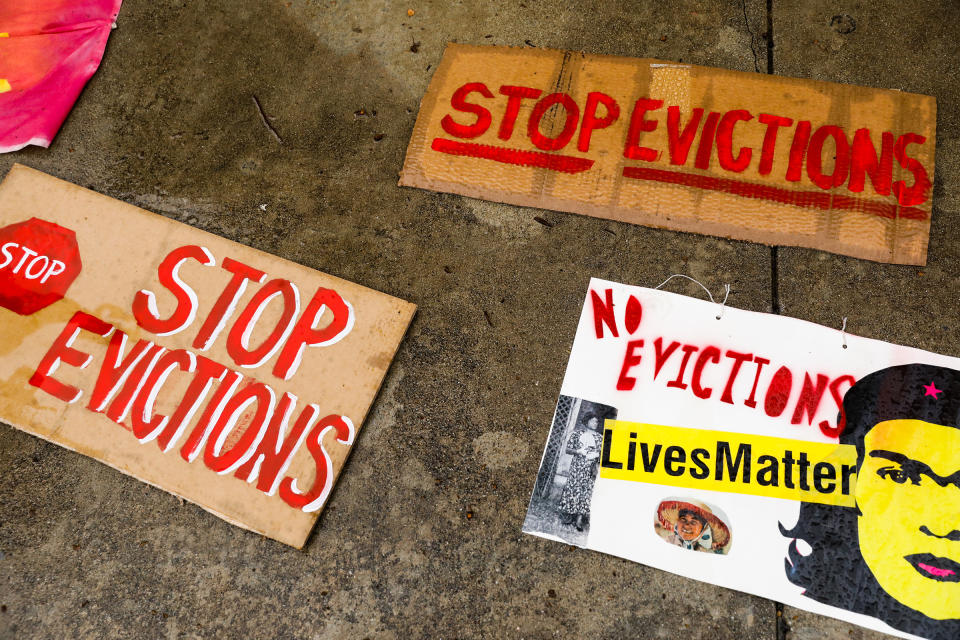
0,0,956,638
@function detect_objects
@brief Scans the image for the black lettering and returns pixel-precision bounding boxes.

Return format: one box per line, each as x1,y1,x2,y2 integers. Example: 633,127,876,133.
627,441,636,471
690,448,710,479
797,451,811,491
664,446,686,476
756,454,780,486
716,441,751,483
841,464,857,495
782,450,796,489
640,443,663,472
814,461,836,493
601,429,623,469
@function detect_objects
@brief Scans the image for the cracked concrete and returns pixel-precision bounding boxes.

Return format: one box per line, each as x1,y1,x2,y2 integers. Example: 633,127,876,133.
0,1,955,638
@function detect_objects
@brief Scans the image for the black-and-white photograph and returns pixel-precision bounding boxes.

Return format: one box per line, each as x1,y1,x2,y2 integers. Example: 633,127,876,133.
523,396,618,546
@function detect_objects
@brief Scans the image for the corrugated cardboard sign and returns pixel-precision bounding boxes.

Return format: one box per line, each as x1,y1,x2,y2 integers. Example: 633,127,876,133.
400,44,936,265
524,279,960,640
0,165,415,548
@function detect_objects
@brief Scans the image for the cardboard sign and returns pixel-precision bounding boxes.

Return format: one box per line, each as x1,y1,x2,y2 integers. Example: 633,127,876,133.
400,45,937,265
0,165,415,548
524,279,960,640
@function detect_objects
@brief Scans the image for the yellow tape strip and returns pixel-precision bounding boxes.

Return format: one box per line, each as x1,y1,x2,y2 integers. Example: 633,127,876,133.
600,420,858,507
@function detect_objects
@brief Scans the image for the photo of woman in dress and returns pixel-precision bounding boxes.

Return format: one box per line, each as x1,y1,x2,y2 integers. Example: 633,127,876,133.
557,412,603,531
523,397,617,545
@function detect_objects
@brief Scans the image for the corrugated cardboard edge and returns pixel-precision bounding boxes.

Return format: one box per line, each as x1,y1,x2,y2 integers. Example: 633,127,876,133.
0,164,418,549
399,44,937,266
287,295,416,548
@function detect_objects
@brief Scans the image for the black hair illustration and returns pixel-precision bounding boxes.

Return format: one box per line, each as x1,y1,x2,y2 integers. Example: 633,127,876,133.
580,411,601,430
780,363,960,639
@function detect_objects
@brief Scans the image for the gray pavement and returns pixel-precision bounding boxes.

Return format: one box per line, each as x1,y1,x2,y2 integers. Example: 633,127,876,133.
0,1,954,638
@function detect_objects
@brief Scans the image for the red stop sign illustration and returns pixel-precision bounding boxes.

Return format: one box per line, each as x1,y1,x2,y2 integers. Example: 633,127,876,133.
0,218,82,315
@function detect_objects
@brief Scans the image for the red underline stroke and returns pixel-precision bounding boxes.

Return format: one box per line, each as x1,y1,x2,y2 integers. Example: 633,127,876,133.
621,166,927,221
431,138,595,174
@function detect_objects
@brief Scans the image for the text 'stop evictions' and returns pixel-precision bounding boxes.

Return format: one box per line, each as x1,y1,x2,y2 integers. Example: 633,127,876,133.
401,45,936,265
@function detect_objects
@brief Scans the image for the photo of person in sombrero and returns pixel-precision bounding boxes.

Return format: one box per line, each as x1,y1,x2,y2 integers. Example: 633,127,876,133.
654,498,732,554
781,363,960,640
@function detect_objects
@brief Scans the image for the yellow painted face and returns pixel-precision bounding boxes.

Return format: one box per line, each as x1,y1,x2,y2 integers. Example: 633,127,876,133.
856,419,960,620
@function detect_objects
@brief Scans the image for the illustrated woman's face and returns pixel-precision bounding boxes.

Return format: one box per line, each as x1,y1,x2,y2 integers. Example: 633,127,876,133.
677,512,704,541
856,419,960,620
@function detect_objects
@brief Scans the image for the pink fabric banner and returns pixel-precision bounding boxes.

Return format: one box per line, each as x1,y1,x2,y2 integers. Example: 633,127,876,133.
0,1,123,153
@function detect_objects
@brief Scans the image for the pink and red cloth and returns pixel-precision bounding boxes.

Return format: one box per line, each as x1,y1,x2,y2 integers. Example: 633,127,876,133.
0,0,123,153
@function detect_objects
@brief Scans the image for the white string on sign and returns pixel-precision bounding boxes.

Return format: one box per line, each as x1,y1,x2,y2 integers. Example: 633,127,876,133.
717,283,731,320
654,274,731,321
841,316,848,349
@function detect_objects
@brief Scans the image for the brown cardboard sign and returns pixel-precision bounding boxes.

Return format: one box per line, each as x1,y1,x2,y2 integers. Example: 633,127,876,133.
0,165,415,548
400,44,937,265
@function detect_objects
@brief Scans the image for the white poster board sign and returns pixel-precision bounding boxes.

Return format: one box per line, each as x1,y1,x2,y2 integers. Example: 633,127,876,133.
524,278,959,640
